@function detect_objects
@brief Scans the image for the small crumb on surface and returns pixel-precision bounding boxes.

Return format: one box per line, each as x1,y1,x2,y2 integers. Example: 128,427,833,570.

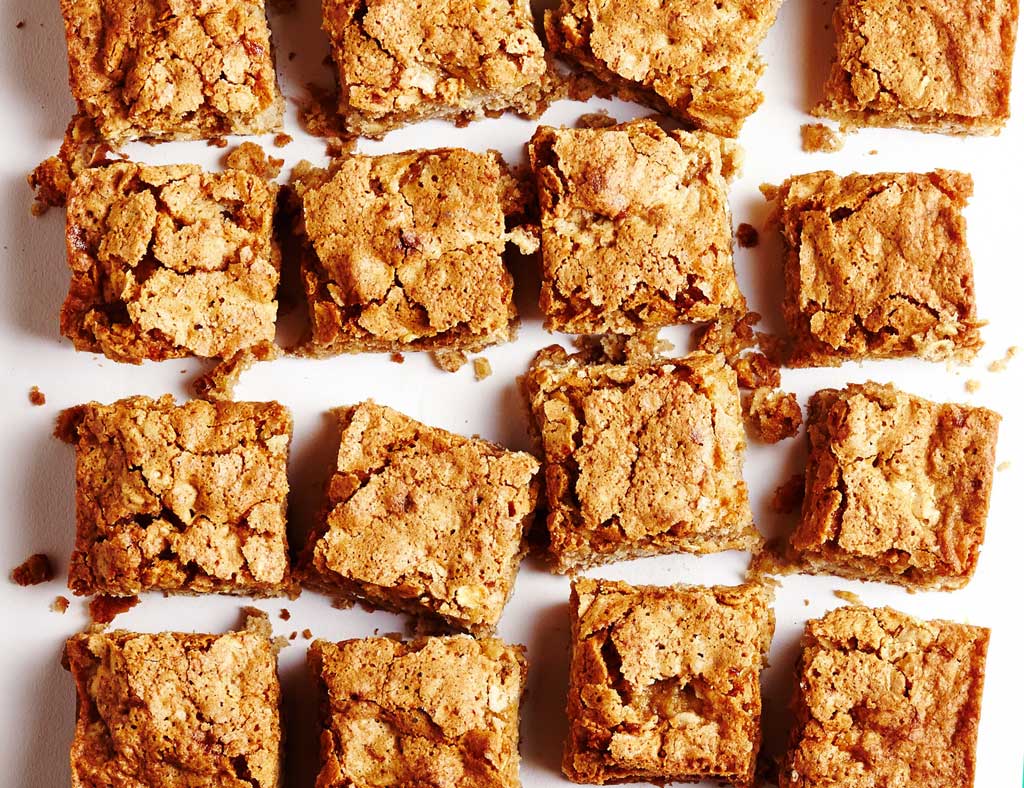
801,123,844,153
207,136,228,149
224,141,284,179
11,553,54,586
331,597,354,610
833,589,864,605
576,111,617,129
193,342,280,402
273,133,293,148
29,386,46,406
279,608,291,621
302,628,313,640
804,599,810,606
473,357,492,381
325,136,357,158
997,461,1011,472
965,378,981,393
745,389,802,443
736,222,759,248
734,351,780,389
771,474,806,514
988,346,1018,373
51,595,70,614
390,352,405,364
433,349,468,373
89,595,139,624
289,631,298,640
16,20,25,29
868,149,878,155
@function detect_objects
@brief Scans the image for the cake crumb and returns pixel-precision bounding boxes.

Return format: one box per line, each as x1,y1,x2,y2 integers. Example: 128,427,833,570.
207,136,228,149
800,123,844,153
89,595,139,624
390,352,405,364
302,628,313,640
473,357,493,381
289,631,297,640
997,461,1011,472
734,352,780,389
745,389,802,443
193,342,280,402
28,386,46,406
325,136,357,158
300,83,347,139
833,589,864,605
273,133,293,148
988,346,1018,373
771,474,806,514
804,598,810,606
869,149,878,155
28,114,116,215
51,595,70,614
576,111,617,129
11,553,54,586
433,349,468,373
965,378,981,393
694,312,760,360
279,608,291,621
736,223,760,248
272,635,290,651
331,596,354,610
224,141,283,179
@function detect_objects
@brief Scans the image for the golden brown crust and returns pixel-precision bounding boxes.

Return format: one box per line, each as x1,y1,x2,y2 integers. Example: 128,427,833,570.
302,402,540,635
545,0,783,137
66,617,282,788
528,120,746,334
780,606,989,788
767,170,983,366
59,0,284,144
522,346,758,572
62,162,280,364
788,382,1000,591
293,149,528,356
564,578,774,786
58,395,295,598
322,0,555,138
744,388,802,443
309,636,526,787
814,0,1019,135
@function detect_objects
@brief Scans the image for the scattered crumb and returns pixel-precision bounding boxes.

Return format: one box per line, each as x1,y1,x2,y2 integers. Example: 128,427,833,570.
11,553,54,586
288,51,297,61
506,224,540,255
206,136,228,149
89,595,140,624
390,352,405,364
28,113,118,215
302,628,313,640
289,631,298,640
16,20,25,29
800,123,844,153
744,389,802,443
997,461,1011,472
51,596,70,614
804,598,810,606
694,312,760,360
273,133,293,148
433,349,468,373
868,149,878,155
331,596,354,610
770,474,806,514
574,331,672,365
833,590,864,605
325,136,357,158
965,379,981,393
272,635,290,651
473,357,493,381
193,342,280,402
736,223,759,248
733,351,780,390
576,111,617,129
279,608,291,621
28,386,46,406
300,83,348,139
988,346,1018,373
224,142,284,179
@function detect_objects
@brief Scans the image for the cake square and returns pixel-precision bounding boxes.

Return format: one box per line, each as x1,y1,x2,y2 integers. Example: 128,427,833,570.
66,616,282,787
790,382,1000,591
301,401,540,634
564,578,774,786
322,0,553,138
766,170,982,366
522,347,758,572
294,149,531,356
309,636,526,787
528,119,746,335
781,606,990,788
62,162,280,365
57,395,295,598
814,0,1019,135
59,0,284,144
545,0,784,136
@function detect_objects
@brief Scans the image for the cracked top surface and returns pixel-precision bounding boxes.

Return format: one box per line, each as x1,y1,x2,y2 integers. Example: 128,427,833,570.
307,402,539,633
781,606,989,788
793,382,1000,591
67,618,282,788
564,578,774,786
815,0,1019,134
58,395,293,597
523,347,757,572
296,149,524,355
309,636,526,788
545,0,783,136
769,170,981,366
323,0,552,137
528,120,745,334
60,0,283,144
62,162,280,364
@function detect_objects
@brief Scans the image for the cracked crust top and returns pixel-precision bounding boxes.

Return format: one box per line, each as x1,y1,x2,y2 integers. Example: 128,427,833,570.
323,0,553,137
522,347,758,572
59,0,283,144
66,617,282,788
62,162,280,364
767,170,982,366
814,0,1020,135
791,382,1000,591
294,149,530,356
545,0,783,136
528,119,746,334
57,395,294,598
303,402,540,634
781,605,989,788
564,578,774,786
309,636,526,787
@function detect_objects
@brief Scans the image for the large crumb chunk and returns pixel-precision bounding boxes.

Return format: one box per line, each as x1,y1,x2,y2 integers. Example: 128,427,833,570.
800,123,844,152
744,388,802,443
11,553,54,586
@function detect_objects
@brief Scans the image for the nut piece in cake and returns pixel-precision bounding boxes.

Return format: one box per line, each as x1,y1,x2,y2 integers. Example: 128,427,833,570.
522,347,758,572
309,636,526,787
781,606,989,788
564,578,774,786
62,163,280,365
59,0,284,144
789,382,1000,591
322,0,554,138
301,401,540,634
528,120,746,335
545,0,784,136
814,0,1020,135
66,615,282,787
57,396,295,598
765,170,982,366
293,149,532,356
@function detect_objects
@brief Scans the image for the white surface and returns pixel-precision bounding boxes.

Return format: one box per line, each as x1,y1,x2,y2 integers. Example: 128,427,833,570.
1,1,1023,785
